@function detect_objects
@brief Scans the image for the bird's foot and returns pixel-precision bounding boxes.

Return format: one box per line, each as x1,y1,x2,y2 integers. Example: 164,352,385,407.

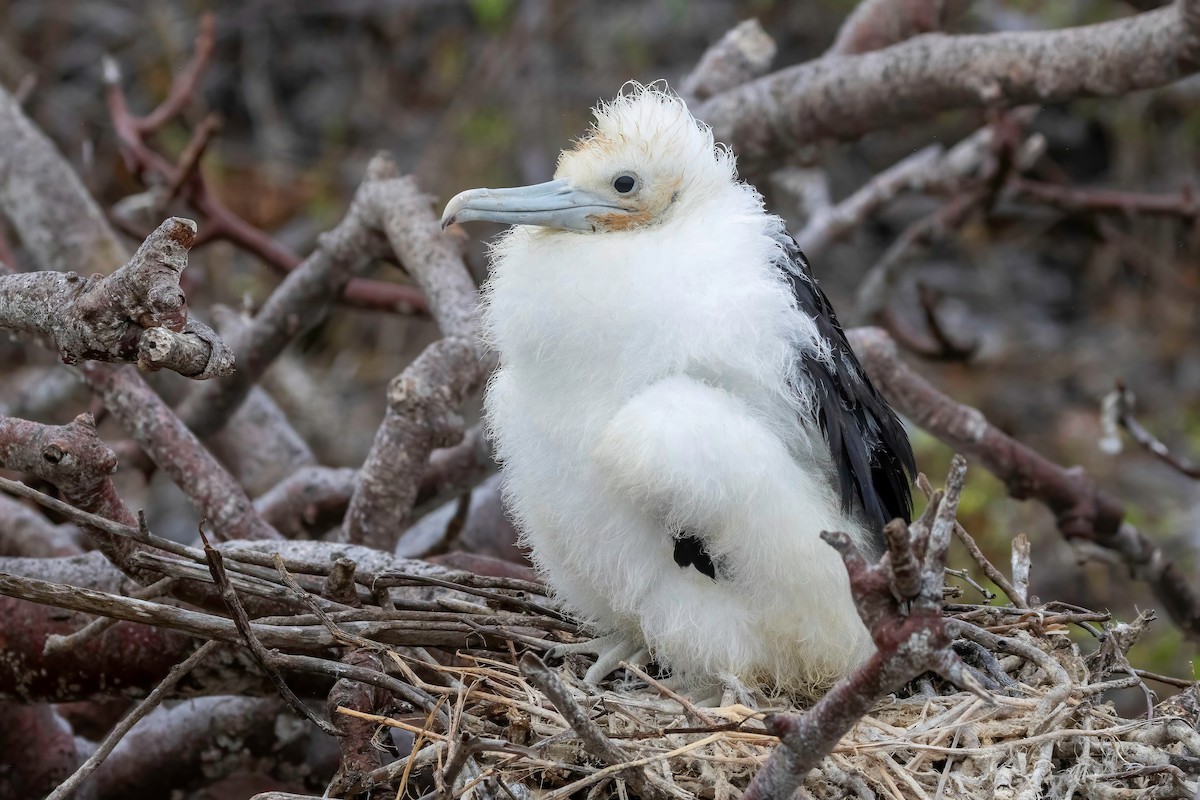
673,673,759,709
546,633,647,683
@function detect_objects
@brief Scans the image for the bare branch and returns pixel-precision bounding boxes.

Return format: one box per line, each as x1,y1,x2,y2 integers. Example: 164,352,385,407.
1105,380,1200,479
0,413,160,583
681,19,777,103
848,326,1200,638
343,338,480,551
175,154,408,438
744,458,987,800
327,649,391,796
80,363,281,542
45,640,221,800
0,217,233,378
255,466,357,539
103,43,428,318
0,86,125,274
698,1,1200,160
341,173,485,551
829,0,970,56
1009,176,1200,220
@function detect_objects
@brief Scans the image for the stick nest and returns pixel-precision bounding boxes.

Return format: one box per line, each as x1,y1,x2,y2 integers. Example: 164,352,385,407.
344,585,1200,800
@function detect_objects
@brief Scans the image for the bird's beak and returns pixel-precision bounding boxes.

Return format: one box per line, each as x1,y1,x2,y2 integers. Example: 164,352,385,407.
440,179,626,232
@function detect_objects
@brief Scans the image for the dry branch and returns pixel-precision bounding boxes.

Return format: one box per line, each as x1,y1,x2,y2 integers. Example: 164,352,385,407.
848,326,1200,638
0,217,233,378
680,19,777,103
80,362,280,542
343,338,480,551
327,649,392,796
828,0,970,55
743,457,986,800
0,413,158,583
45,640,221,800
0,86,125,274
340,172,485,550
176,154,411,438
102,24,428,318
698,0,1200,160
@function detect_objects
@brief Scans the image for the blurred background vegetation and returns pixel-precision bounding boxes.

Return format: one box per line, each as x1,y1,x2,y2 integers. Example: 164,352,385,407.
1,0,1197,699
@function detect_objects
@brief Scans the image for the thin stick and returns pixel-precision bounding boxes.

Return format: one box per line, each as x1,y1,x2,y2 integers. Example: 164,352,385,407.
46,640,220,800
519,654,665,800
42,576,175,655
200,525,337,736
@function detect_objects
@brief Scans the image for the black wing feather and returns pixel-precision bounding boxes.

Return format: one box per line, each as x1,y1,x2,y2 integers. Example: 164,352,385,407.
770,227,916,540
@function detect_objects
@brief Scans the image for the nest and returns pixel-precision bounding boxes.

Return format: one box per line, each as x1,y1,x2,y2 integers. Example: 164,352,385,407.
336,585,1200,800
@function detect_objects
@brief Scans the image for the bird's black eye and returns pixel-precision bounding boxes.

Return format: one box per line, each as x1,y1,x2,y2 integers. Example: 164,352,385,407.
613,175,636,194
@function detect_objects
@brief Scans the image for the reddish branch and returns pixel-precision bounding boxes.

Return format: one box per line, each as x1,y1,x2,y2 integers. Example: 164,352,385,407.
744,458,985,799
1009,176,1199,220
848,326,1200,638
0,217,233,378
176,154,411,438
0,413,158,582
698,0,1200,160
0,551,200,701
102,18,428,317
327,649,392,796
0,704,81,799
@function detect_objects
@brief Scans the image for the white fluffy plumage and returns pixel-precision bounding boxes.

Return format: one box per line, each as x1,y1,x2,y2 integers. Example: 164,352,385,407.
448,84,910,697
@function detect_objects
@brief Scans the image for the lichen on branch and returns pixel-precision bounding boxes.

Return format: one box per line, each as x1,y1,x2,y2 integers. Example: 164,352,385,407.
0,216,233,379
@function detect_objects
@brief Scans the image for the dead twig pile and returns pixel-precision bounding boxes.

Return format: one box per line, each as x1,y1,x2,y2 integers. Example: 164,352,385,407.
7,463,1195,800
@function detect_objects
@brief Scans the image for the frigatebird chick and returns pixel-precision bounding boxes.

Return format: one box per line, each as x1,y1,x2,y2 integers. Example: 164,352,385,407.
441,84,914,701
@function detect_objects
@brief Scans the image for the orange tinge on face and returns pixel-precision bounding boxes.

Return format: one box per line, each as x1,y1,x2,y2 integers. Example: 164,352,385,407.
589,208,654,231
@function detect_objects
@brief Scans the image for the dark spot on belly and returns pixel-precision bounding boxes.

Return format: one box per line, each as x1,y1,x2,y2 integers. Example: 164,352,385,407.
673,533,717,580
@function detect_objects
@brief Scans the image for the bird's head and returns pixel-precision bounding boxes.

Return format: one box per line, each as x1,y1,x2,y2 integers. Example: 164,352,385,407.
440,84,736,234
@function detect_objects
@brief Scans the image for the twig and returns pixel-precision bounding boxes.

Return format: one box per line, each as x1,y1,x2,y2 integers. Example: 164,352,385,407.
848,326,1200,639
132,13,216,135
744,458,991,799
43,577,175,655
519,654,667,800
102,38,428,318
1009,176,1199,220
1105,380,1200,479
45,640,221,800
1010,534,1032,607
81,362,279,542
174,153,413,438
199,525,337,735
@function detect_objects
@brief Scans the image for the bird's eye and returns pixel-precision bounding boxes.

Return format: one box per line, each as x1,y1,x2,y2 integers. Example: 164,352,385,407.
613,175,636,194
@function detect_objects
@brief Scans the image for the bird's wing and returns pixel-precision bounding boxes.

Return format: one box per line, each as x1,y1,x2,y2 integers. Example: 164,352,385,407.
770,226,916,536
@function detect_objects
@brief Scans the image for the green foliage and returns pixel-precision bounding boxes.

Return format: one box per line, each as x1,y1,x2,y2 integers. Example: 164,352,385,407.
468,0,515,32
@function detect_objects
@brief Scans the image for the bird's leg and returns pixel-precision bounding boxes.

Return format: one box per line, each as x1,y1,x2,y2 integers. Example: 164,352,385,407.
717,672,758,708
657,672,758,708
546,633,646,683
